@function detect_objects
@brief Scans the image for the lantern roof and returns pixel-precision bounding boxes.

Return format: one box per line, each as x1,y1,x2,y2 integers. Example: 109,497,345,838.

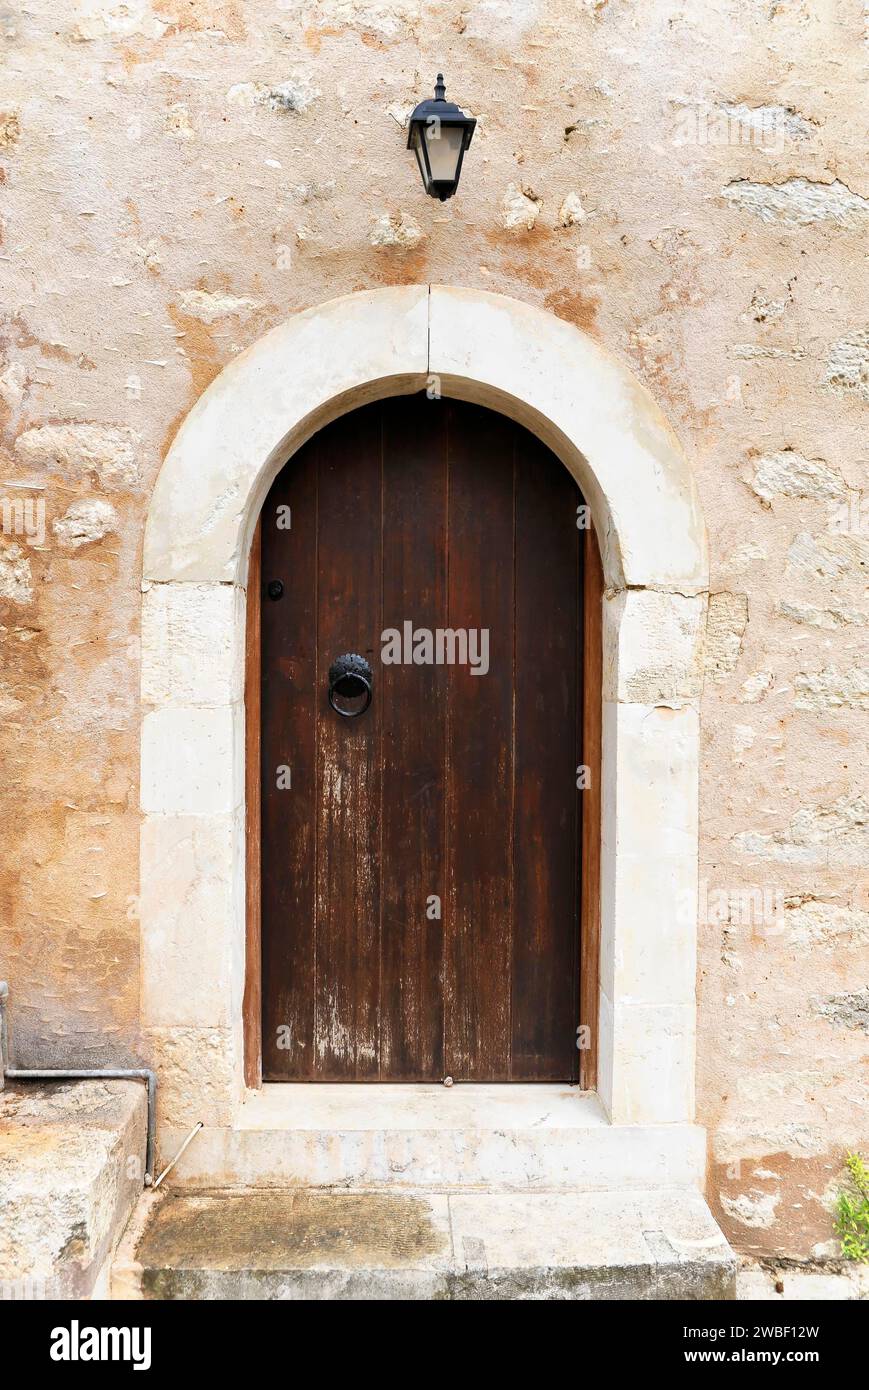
406,74,476,148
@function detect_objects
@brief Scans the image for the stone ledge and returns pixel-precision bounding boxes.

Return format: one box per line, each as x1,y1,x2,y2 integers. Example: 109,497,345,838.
737,1258,869,1301
113,1187,735,1301
0,1080,147,1299
154,1089,707,1192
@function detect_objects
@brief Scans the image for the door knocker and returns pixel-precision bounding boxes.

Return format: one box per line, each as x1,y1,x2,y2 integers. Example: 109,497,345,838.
328,653,373,718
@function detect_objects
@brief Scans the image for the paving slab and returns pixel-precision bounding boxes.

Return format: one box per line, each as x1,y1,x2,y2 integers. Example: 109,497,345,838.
114,1185,735,1301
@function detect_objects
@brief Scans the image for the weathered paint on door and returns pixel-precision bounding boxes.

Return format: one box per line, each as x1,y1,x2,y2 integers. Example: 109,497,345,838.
260,395,583,1082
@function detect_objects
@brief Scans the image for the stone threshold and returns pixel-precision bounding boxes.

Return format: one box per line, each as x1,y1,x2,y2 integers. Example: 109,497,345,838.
113,1186,736,1301
240,1082,609,1129
160,1085,708,1192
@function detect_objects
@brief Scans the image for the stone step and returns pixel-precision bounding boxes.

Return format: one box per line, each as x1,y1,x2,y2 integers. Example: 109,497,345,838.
0,1080,147,1300
160,1085,707,1191
113,1186,735,1301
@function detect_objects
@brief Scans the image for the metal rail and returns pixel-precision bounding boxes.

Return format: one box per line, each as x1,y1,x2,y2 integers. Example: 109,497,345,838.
0,981,156,1185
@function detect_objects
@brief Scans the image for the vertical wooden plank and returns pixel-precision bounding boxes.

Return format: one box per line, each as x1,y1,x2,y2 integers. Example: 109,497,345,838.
512,436,582,1080
579,522,603,1090
260,441,319,1079
379,395,447,1080
315,404,382,1079
444,401,515,1081
243,520,262,1089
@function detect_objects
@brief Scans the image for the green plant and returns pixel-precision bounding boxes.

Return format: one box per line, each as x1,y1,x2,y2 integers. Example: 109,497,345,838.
834,1153,869,1262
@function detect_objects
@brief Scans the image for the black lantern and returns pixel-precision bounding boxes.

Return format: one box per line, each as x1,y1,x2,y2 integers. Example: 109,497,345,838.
407,74,476,201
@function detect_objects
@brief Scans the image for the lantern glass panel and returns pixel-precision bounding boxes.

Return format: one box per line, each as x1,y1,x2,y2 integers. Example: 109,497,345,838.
424,122,465,183
410,126,429,188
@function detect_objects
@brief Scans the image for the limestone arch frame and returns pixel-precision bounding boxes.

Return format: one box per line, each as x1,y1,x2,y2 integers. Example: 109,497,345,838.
139,285,708,1142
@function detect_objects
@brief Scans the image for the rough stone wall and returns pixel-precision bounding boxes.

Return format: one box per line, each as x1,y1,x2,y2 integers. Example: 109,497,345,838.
0,0,865,1259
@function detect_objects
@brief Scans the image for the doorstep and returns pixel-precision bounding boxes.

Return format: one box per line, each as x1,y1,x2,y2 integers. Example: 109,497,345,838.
159,1084,708,1191
0,1080,147,1299
113,1186,736,1300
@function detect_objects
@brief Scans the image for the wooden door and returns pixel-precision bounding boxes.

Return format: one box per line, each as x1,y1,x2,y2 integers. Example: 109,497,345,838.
260,395,583,1082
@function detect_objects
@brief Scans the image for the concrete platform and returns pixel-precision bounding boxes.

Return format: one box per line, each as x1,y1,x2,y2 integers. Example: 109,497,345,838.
0,1080,147,1299
113,1186,736,1301
160,1084,708,1191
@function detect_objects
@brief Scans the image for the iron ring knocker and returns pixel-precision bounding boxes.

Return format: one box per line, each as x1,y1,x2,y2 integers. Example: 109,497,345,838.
328,653,373,719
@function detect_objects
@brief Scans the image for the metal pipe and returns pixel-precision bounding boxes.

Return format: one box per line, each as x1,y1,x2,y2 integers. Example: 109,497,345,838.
0,983,156,1186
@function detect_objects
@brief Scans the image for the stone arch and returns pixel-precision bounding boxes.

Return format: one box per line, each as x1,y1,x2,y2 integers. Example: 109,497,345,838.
140,285,708,1141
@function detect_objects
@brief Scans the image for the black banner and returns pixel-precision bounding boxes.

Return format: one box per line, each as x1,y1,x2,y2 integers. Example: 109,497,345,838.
2,1297,859,1375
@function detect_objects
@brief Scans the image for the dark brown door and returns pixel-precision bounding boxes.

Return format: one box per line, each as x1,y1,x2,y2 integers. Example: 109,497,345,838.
260,395,583,1082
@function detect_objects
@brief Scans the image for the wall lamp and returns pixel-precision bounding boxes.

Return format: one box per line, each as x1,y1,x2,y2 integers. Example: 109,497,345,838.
407,73,476,201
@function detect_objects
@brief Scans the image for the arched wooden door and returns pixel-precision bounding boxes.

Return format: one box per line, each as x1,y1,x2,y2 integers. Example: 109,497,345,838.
258,394,584,1082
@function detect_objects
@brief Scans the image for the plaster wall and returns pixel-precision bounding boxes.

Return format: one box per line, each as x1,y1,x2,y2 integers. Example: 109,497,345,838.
0,0,866,1259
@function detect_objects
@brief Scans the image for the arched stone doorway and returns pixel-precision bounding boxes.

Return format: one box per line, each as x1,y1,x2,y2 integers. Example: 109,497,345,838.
140,286,708,1171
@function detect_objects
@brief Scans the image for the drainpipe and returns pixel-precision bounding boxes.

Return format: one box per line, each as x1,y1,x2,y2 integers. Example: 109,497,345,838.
0,981,156,1186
